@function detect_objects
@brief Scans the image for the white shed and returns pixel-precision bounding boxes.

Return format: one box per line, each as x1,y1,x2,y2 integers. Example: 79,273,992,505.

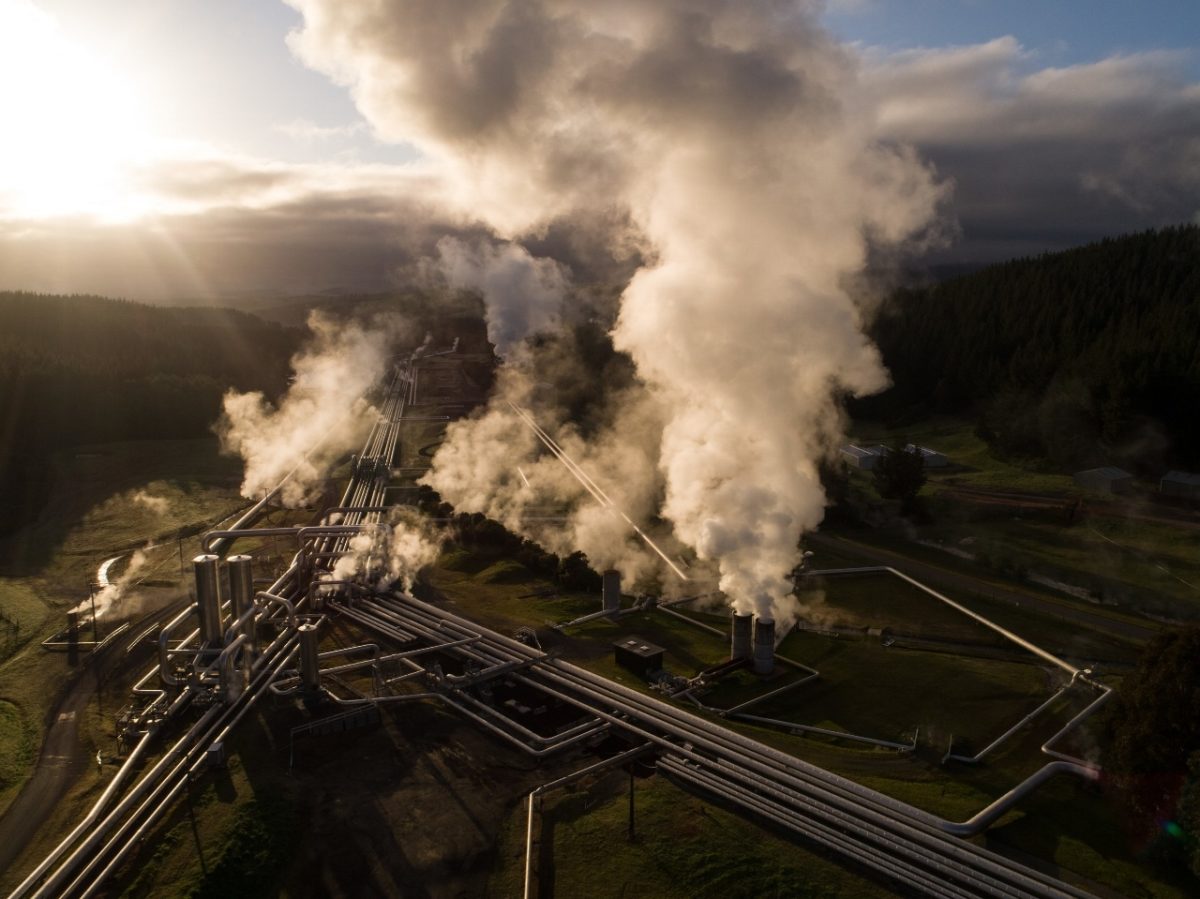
1073,467,1133,494
840,445,882,470
1160,471,1200,499
905,444,950,469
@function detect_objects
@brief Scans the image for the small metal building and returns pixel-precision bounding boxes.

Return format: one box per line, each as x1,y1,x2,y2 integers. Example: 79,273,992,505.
905,444,950,469
1161,470,1200,499
1073,466,1133,494
840,445,882,470
613,636,665,679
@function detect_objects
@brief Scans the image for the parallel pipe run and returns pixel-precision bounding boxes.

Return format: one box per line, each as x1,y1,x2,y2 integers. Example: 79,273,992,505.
366,591,1094,898
13,359,403,898
374,588,1060,892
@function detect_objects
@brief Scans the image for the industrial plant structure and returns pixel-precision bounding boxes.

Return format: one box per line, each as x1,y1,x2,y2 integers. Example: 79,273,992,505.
7,344,1110,899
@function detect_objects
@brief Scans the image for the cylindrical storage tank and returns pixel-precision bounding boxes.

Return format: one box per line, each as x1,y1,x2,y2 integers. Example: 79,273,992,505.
193,554,223,646
226,554,256,657
298,622,321,693
602,569,621,613
731,612,753,660
753,617,775,675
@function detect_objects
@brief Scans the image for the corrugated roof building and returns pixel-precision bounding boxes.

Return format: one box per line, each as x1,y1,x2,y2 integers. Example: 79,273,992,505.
840,444,882,470
1160,470,1200,498
1073,467,1133,494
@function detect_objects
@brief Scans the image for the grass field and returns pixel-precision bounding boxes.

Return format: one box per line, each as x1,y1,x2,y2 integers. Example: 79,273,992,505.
427,543,1196,897
0,438,247,819
818,532,1149,666
849,417,1077,495
488,770,895,898
846,416,1200,624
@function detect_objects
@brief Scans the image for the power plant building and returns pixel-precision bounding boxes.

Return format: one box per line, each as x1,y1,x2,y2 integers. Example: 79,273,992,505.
904,444,949,468
840,445,881,470
613,636,665,679
1160,470,1200,498
1073,467,1133,495
841,443,949,470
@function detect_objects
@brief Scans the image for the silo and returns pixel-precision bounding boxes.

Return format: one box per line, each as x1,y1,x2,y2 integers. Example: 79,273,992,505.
730,612,753,660
193,554,223,646
602,569,621,613
226,554,256,657
299,622,321,693
752,617,775,675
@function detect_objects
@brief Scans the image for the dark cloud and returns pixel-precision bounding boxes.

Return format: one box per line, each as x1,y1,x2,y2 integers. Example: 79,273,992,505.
863,39,1200,263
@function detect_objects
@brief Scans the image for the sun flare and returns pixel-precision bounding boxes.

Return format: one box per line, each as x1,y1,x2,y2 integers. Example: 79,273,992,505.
0,0,153,220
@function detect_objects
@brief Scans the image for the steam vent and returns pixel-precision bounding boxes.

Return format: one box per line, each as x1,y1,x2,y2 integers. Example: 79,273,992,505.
731,611,753,660
753,617,775,675
602,569,621,613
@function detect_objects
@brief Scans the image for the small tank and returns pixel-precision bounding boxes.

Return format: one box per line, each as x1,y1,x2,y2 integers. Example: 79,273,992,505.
731,612,753,660
753,617,775,675
192,555,223,646
298,622,321,693
226,554,256,658
602,569,621,613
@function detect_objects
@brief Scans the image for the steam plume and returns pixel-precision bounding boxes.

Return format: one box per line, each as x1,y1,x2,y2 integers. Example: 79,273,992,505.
75,549,149,620
289,0,949,626
424,236,569,355
217,311,403,507
326,509,445,592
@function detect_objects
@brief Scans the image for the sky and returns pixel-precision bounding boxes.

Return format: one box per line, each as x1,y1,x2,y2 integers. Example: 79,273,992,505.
0,0,1197,299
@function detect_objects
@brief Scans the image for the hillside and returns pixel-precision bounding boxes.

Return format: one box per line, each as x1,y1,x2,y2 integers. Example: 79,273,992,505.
865,225,1200,471
0,292,300,534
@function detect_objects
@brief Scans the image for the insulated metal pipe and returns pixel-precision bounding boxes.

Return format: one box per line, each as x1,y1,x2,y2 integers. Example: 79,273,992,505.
193,555,223,646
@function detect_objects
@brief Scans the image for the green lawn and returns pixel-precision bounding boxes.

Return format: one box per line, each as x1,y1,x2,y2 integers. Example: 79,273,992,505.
849,417,1078,494
489,769,895,899
711,631,1048,746
0,438,247,819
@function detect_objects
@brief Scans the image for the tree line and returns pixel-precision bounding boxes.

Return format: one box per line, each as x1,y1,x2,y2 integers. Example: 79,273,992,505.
861,225,1200,472
0,292,300,534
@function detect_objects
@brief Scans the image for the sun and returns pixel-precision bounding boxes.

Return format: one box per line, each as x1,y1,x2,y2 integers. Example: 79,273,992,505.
0,0,154,221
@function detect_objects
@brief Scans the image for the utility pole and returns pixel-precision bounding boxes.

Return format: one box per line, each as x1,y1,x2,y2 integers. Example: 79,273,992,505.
628,766,636,841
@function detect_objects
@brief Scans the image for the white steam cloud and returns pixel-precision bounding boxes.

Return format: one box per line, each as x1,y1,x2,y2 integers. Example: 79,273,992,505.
131,490,170,516
425,236,569,356
425,366,671,589
75,549,149,620
218,311,403,507
326,509,445,593
288,0,949,626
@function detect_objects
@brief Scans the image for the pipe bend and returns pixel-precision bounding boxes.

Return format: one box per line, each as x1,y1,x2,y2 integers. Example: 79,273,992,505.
256,591,298,628
939,761,1100,837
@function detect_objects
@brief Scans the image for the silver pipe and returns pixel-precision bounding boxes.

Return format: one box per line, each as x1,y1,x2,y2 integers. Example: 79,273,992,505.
732,713,914,750
523,744,655,899
948,686,1070,764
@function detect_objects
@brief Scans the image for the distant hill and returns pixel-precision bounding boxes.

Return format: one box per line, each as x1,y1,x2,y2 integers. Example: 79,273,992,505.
0,292,300,534
862,225,1200,471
